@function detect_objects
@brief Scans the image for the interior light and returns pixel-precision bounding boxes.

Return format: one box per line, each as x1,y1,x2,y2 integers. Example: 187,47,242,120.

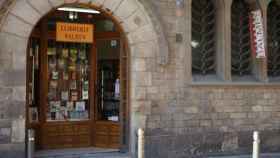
191,41,199,48
57,7,101,14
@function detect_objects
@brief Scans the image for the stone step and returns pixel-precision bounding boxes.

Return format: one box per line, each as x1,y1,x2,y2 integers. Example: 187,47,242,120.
34,147,131,158
35,152,130,158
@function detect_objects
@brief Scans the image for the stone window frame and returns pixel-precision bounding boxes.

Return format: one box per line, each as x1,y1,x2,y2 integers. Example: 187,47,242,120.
188,0,277,85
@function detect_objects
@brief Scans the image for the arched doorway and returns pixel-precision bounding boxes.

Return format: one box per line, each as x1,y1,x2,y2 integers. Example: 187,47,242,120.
0,0,169,156
26,3,130,152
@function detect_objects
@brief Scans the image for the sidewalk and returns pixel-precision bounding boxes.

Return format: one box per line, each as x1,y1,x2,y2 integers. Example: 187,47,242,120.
209,153,280,158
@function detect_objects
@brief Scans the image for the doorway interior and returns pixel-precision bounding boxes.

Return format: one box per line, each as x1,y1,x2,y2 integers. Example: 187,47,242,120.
26,4,129,153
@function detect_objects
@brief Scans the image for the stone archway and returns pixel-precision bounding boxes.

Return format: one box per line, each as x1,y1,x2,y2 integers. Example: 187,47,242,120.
0,0,169,156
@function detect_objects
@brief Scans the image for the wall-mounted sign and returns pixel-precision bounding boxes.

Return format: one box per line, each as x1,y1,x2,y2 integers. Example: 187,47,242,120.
56,22,93,43
249,10,266,59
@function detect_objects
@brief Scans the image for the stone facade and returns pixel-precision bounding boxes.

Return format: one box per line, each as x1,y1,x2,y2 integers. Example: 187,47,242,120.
0,0,279,158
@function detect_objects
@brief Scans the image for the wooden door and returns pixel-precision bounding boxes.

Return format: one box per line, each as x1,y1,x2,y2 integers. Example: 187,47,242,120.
93,35,125,149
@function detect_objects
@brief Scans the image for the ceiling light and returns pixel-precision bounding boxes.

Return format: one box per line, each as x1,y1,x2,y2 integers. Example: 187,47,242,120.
57,7,100,14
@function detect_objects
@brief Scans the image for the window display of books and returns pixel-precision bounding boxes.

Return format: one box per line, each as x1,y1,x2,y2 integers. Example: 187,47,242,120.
46,42,90,121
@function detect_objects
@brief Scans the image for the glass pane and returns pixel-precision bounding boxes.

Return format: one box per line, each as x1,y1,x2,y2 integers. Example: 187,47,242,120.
46,40,91,121
95,20,116,32
96,39,120,121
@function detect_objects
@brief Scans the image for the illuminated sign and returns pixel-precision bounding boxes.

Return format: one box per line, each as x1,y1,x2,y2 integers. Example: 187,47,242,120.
56,22,93,43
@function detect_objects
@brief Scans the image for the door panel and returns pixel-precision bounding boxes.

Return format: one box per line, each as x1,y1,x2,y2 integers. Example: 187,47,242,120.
93,37,122,149
94,121,120,148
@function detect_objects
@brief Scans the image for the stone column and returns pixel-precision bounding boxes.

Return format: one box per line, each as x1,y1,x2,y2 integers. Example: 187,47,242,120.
223,0,233,81
259,0,269,82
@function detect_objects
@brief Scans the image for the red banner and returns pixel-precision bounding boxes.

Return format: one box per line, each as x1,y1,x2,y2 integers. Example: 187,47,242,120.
249,10,266,58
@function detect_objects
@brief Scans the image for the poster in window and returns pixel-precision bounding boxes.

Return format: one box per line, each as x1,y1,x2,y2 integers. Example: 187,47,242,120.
62,48,69,58
71,91,78,101
61,91,69,101
75,101,85,111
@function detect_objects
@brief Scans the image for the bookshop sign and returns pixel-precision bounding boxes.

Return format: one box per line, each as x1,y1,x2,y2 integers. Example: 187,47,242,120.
56,22,94,43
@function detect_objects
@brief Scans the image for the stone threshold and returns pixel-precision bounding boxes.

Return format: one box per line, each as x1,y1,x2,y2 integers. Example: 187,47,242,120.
34,147,131,158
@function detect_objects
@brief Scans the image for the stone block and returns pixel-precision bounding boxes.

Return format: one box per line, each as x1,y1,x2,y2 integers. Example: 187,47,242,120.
230,113,247,119
147,86,158,94
127,24,157,44
0,70,26,87
132,87,146,100
0,33,27,71
0,34,28,71
130,41,156,58
13,53,27,71
184,106,199,114
28,0,53,15
0,143,25,158
103,0,123,12
0,101,25,120
131,58,146,72
10,0,41,25
0,128,11,144
122,8,149,32
114,0,138,20
0,120,12,128
90,0,105,7
200,120,211,127
0,88,12,101
78,0,91,4
222,133,238,151
132,71,152,86
48,0,64,8
13,87,26,101
2,14,32,38
11,117,25,143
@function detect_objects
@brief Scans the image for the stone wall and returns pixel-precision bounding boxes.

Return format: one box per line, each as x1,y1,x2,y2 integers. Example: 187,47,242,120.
145,87,280,157
0,1,26,157
143,0,280,157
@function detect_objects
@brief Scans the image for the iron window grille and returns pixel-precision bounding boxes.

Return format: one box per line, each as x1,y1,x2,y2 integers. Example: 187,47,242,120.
268,1,280,77
192,0,216,75
231,0,252,76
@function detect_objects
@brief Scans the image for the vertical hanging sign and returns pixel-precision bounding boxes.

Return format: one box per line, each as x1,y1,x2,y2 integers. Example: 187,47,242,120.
56,22,93,43
249,10,266,58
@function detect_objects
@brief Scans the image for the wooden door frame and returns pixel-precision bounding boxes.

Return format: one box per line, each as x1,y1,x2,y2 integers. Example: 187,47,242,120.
93,32,129,151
